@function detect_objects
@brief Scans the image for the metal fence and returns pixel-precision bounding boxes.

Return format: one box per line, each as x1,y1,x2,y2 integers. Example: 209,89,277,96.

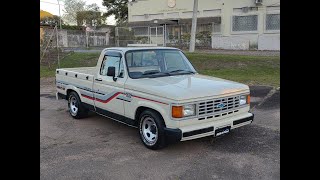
166,23,212,48
41,27,115,48
40,26,116,68
115,26,150,47
115,23,214,49
40,26,61,68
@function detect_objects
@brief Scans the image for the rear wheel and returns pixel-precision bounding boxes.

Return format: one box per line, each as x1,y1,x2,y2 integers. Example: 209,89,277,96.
139,110,167,150
68,91,88,119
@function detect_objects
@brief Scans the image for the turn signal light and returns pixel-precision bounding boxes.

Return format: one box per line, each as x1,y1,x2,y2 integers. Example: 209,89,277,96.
172,106,183,118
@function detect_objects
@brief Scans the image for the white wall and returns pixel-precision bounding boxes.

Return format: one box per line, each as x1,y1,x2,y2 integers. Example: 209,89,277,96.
212,35,260,50
258,34,280,50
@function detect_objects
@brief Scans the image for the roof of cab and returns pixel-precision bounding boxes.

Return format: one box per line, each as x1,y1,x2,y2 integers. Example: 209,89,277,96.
102,47,180,53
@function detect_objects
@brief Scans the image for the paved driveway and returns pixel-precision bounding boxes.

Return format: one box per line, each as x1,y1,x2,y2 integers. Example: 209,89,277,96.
40,78,279,180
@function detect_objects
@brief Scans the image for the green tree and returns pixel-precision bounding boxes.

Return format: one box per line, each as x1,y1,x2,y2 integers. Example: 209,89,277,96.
63,0,86,25
40,15,63,27
86,3,100,11
76,3,105,26
40,10,53,19
64,0,106,26
102,0,128,24
76,11,103,26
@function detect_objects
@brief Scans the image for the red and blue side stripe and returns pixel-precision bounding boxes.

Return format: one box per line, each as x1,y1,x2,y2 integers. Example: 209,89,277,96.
82,92,168,105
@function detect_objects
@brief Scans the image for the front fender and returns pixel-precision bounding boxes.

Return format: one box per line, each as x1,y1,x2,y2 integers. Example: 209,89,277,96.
135,101,179,128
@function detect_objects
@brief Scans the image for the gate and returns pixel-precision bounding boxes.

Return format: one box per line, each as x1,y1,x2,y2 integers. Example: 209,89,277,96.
150,26,164,46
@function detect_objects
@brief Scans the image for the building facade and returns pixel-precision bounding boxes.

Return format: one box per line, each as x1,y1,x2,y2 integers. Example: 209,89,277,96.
127,0,280,50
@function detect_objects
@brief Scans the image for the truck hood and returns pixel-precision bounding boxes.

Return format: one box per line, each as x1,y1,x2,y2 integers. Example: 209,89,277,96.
125,74,249,101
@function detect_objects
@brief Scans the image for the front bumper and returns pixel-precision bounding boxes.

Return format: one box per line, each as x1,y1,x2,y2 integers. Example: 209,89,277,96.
164,127,182,144
164,113,254,143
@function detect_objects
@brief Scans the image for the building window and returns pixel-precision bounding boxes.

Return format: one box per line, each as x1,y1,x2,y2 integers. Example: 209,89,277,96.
133,27,149,36
166,25,181,40
157,27,164,35
232,15,258,32
266,14,280,31
181,24,191,35
151,28,156,36
196,24,212,33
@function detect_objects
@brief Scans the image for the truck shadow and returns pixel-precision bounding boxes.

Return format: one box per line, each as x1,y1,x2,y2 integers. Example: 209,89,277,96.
82,109,279,156
256,90,280,110
162,124,279,157
199,125,278,155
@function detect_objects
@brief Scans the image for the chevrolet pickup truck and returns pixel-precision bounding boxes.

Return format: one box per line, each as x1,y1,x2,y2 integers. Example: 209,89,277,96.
56,47,254,149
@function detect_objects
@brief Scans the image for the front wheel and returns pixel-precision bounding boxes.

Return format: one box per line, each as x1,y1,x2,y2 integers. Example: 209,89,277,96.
139,110,167,150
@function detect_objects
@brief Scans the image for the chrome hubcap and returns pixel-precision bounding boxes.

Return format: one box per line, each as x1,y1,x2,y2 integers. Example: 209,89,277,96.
69,96,78,115
141,116,158,145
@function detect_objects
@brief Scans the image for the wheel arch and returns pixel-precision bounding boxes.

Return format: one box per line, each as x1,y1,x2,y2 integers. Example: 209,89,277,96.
135,106,167,127
65,87,82,101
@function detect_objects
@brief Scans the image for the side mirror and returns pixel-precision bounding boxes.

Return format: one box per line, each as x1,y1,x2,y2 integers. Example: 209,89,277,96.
107,66,117,81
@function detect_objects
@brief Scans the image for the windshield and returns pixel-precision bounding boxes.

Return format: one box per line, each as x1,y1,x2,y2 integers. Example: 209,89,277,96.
125,49,196,79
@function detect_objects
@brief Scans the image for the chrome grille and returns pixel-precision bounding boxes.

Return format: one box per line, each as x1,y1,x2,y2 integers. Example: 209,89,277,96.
198,109,239,121
198,95,240,116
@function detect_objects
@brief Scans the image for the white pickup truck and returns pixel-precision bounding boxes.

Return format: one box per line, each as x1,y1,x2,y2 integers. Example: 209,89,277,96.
56,47,254,149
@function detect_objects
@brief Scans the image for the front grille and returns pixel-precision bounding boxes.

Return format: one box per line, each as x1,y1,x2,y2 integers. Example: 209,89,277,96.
198,109,239,121
198,95,241,116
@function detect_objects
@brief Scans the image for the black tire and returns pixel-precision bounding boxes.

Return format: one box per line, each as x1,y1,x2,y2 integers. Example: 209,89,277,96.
139,109,167,150
68,91,88,119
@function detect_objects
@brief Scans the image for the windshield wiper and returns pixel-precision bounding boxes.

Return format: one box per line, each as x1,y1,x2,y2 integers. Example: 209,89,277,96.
142,70,160,75
142,71,170,78
168,69,195,74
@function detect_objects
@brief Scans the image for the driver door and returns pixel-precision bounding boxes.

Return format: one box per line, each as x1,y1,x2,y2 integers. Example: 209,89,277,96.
93,51,125,116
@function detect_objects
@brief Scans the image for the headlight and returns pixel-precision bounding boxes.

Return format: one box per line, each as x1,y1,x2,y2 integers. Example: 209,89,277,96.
183,104,196,117
172,104,196,118
240,95,250,105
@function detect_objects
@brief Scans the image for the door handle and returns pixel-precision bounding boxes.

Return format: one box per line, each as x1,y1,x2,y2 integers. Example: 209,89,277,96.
95,78,102,81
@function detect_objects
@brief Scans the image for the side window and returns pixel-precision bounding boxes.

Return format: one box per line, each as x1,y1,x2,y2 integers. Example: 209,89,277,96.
100,55,124,78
